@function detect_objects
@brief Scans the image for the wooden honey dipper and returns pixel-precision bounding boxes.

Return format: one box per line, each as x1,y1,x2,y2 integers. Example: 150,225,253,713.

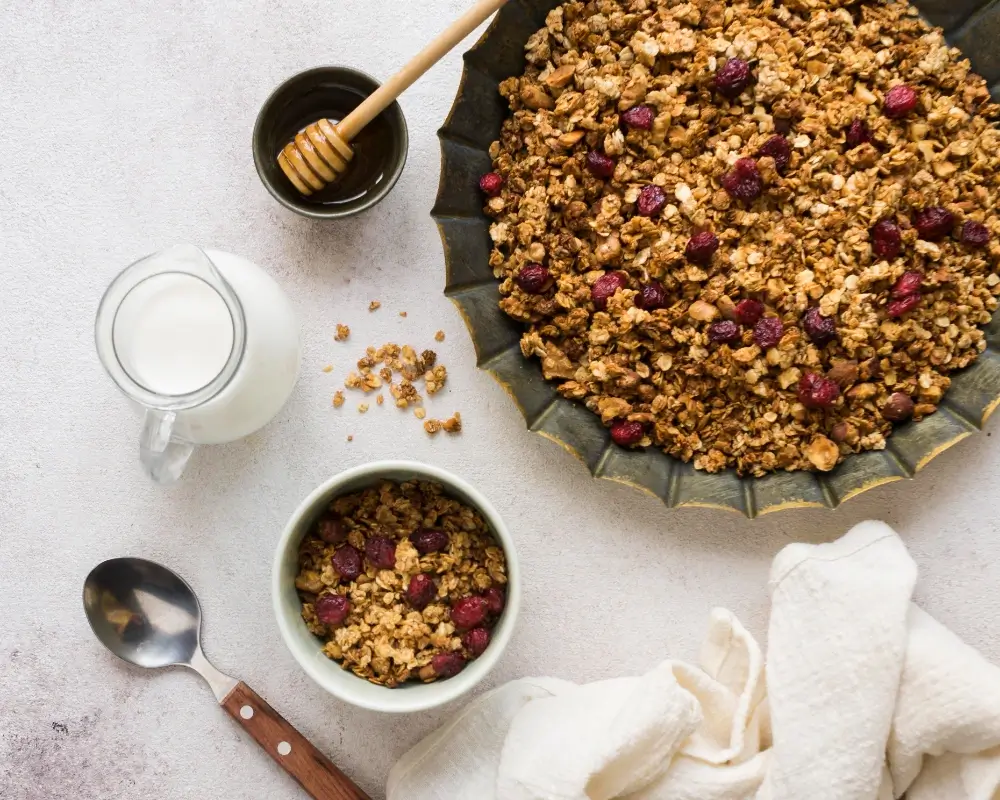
278,0,509,196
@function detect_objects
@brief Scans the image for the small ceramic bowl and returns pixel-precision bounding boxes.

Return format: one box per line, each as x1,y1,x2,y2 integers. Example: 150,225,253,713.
272,461,520,713
253,66,408,219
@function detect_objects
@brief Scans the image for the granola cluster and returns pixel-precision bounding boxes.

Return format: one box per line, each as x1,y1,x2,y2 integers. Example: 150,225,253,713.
484,0,1000,475
296,480,507,687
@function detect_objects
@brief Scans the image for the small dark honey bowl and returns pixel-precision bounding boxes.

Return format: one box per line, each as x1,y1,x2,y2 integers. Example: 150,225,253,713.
253,66,408,220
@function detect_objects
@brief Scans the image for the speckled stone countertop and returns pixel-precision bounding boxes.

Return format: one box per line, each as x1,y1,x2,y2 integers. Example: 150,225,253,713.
2,2,1000,798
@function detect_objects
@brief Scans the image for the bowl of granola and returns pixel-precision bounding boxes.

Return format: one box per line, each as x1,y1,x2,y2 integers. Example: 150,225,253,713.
272,461,519,713
433,0,1000,516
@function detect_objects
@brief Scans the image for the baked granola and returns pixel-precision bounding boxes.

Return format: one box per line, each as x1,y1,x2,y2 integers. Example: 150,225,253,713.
296,480,507,687
483,0,1000,475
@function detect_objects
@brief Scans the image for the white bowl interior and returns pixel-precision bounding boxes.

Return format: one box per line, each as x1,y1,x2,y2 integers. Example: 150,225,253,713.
272,461,520,713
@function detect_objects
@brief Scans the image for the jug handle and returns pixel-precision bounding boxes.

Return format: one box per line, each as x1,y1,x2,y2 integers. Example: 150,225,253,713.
139,409,195,484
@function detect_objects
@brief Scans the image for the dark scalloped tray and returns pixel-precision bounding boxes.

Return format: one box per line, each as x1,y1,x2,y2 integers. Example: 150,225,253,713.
432,0,1000,517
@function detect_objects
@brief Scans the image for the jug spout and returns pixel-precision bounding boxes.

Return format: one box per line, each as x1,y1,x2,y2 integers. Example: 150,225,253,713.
139,409,195,484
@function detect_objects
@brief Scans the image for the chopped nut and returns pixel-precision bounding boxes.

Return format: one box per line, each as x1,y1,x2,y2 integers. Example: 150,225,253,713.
399,311,408,318
332,391,345,408
805,435,839,471
414,408,427,420
322,365,333,373
334,324,350,342
358,403,369,414
434,330,445,342
369,301,381,312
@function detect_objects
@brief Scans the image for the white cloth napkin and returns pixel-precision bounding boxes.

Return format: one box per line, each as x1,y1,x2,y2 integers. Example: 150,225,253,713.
386,521,1000,800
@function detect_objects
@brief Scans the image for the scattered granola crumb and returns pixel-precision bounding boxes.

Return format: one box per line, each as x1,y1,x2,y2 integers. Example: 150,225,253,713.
425,365,448,395
332,391,345,408
358,403,369,414
434,330,445,342
399,311,408,317
322,364,333,373
424,413,462,435
376,394,384,406
414,408,427,420
334,324,350,342
346,435,353,442
369,301,381,312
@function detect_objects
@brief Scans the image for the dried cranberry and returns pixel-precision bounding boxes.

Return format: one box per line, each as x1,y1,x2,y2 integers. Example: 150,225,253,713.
685,230,720,263
883,85,917,119
914,207,955,240
891,271,923,299
882,392,915,422
591,271,628,310
636,184,667,217
756,135,791,172
802,308,837,345
586,150,616,179
845,118,872,148
962,220,990,247
733,299,765,326
405,574,437,610
479,172,503,196
610,419,645,446
708,320,741,344
637,281,668,310
451,596,488,630
331,545,362,581
798,372,841,409
430,653,466,679
753,317,784,349
714,58,752,99
317,518,347,544
721,158,763,201
462,628,491,658
483,587,506,617
621,104,655,130
871,219,902,260
410,528,449,555
315,594,351,627
888,293,921,317
364,536,396,570
515,263,553,294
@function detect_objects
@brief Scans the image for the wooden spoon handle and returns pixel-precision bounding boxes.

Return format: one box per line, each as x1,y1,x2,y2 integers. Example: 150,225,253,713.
337,0,509,141
222,681,371,800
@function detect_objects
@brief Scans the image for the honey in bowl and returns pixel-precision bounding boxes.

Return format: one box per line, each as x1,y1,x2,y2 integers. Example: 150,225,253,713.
272,83,396,208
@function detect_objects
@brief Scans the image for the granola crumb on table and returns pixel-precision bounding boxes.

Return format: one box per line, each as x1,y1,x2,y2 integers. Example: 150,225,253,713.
484,0,1000,476
334,324,351,342
296,480,507,687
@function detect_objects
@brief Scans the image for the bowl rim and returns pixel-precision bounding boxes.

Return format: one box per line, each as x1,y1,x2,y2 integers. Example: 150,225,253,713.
271,459,520,713
252,64,410,220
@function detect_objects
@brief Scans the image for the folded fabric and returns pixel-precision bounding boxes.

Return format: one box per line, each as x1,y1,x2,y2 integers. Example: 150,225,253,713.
386,521,1000,800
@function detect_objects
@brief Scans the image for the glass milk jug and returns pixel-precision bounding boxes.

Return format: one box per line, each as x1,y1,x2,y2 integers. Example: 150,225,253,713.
95,245,301,483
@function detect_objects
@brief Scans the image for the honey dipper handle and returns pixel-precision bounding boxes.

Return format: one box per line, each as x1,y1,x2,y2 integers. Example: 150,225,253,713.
337,0,509,142
222,682,371,800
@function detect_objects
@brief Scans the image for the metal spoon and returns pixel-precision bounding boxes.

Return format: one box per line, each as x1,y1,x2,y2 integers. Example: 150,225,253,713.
83,557,369,800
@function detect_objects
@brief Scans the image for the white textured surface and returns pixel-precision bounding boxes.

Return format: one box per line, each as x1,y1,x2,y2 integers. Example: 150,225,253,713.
1,2,1000,798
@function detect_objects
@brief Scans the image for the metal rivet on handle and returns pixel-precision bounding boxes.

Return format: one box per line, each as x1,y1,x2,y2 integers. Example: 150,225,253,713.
240,705,254,719
277,741,292,756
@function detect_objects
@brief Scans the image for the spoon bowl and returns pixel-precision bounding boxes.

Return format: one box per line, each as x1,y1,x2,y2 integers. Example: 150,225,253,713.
84,557,201,670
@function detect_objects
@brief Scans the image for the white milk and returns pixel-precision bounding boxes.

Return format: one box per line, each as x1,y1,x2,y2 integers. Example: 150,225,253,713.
113,249,301,445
